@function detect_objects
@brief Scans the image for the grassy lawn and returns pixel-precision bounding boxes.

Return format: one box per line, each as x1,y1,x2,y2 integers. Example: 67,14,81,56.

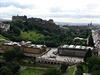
0,34,9,43
0,34,7,39
0,53,3,60
20,31,44,42
67,66,75,75
0,41,4,45
19,68,44,75
0,35,4,39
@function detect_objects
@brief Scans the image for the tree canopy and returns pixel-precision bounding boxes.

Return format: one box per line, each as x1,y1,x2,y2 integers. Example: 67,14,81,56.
60,62,68,73
84,48,92,62
3,50,17,61
43,68,61,75
88,34,94,47
87,55,100,73
7,61,20,74
0,67,13,75
1,20,91,47
3,50,25,61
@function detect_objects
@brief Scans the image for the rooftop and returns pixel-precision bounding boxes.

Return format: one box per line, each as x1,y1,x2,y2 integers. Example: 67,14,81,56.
60,45,93,50
4,41,46,48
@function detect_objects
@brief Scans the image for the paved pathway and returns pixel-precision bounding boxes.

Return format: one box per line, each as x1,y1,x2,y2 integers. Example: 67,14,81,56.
73,65,77,75
19,66,47,71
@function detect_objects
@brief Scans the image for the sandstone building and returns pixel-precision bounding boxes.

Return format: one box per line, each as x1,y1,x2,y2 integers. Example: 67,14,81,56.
1,41,46,55
58,45,93,57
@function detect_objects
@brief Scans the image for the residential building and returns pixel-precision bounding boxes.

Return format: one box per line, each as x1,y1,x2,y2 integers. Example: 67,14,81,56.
0,22,10,32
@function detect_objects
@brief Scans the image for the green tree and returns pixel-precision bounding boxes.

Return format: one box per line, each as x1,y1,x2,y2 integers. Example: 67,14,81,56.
75,68,83,75
12,26,21,36
31,57,36,66
87,55,100,72
75,63,83,75
84,48,92,62
3,50,25,61
7,61,20,73
0,29,1,34
17,51,25,60
91,70,100,75
14,20,24,30
77,64,83,71
88,34,94,47
0,67,13,75
43,68,61,75
92,64,100,71
60,62,68,73
3,50,17,62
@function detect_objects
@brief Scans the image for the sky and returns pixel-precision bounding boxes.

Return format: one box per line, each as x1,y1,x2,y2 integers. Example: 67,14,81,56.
0,0,100,23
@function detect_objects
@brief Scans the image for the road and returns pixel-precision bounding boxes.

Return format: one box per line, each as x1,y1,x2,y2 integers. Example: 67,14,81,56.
92,29,100,56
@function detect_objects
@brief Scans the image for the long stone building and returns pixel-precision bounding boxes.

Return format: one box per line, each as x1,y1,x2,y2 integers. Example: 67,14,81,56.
58,45,94,57
0,41,46,55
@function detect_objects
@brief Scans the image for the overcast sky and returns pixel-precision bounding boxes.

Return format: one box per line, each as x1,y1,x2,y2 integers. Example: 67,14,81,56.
0,0,100,23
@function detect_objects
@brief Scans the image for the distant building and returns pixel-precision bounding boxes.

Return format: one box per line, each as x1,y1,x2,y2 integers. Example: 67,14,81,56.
12,15,55,25
58,45,93,57
88,22,92,26
0,22,10,32
12,15,27,22
48,19,54,23
68,25,89,30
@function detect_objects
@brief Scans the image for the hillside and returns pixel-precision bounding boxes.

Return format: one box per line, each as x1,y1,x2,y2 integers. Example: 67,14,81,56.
0,19,63,47
0,34,5,39
0,17,91,47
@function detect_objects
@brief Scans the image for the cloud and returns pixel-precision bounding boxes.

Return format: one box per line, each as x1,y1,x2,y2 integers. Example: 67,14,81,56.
49,7,63,12
0,1,32,9
0,6,31,20
0,0,100,23
45,13,100,19
86,4,98,10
